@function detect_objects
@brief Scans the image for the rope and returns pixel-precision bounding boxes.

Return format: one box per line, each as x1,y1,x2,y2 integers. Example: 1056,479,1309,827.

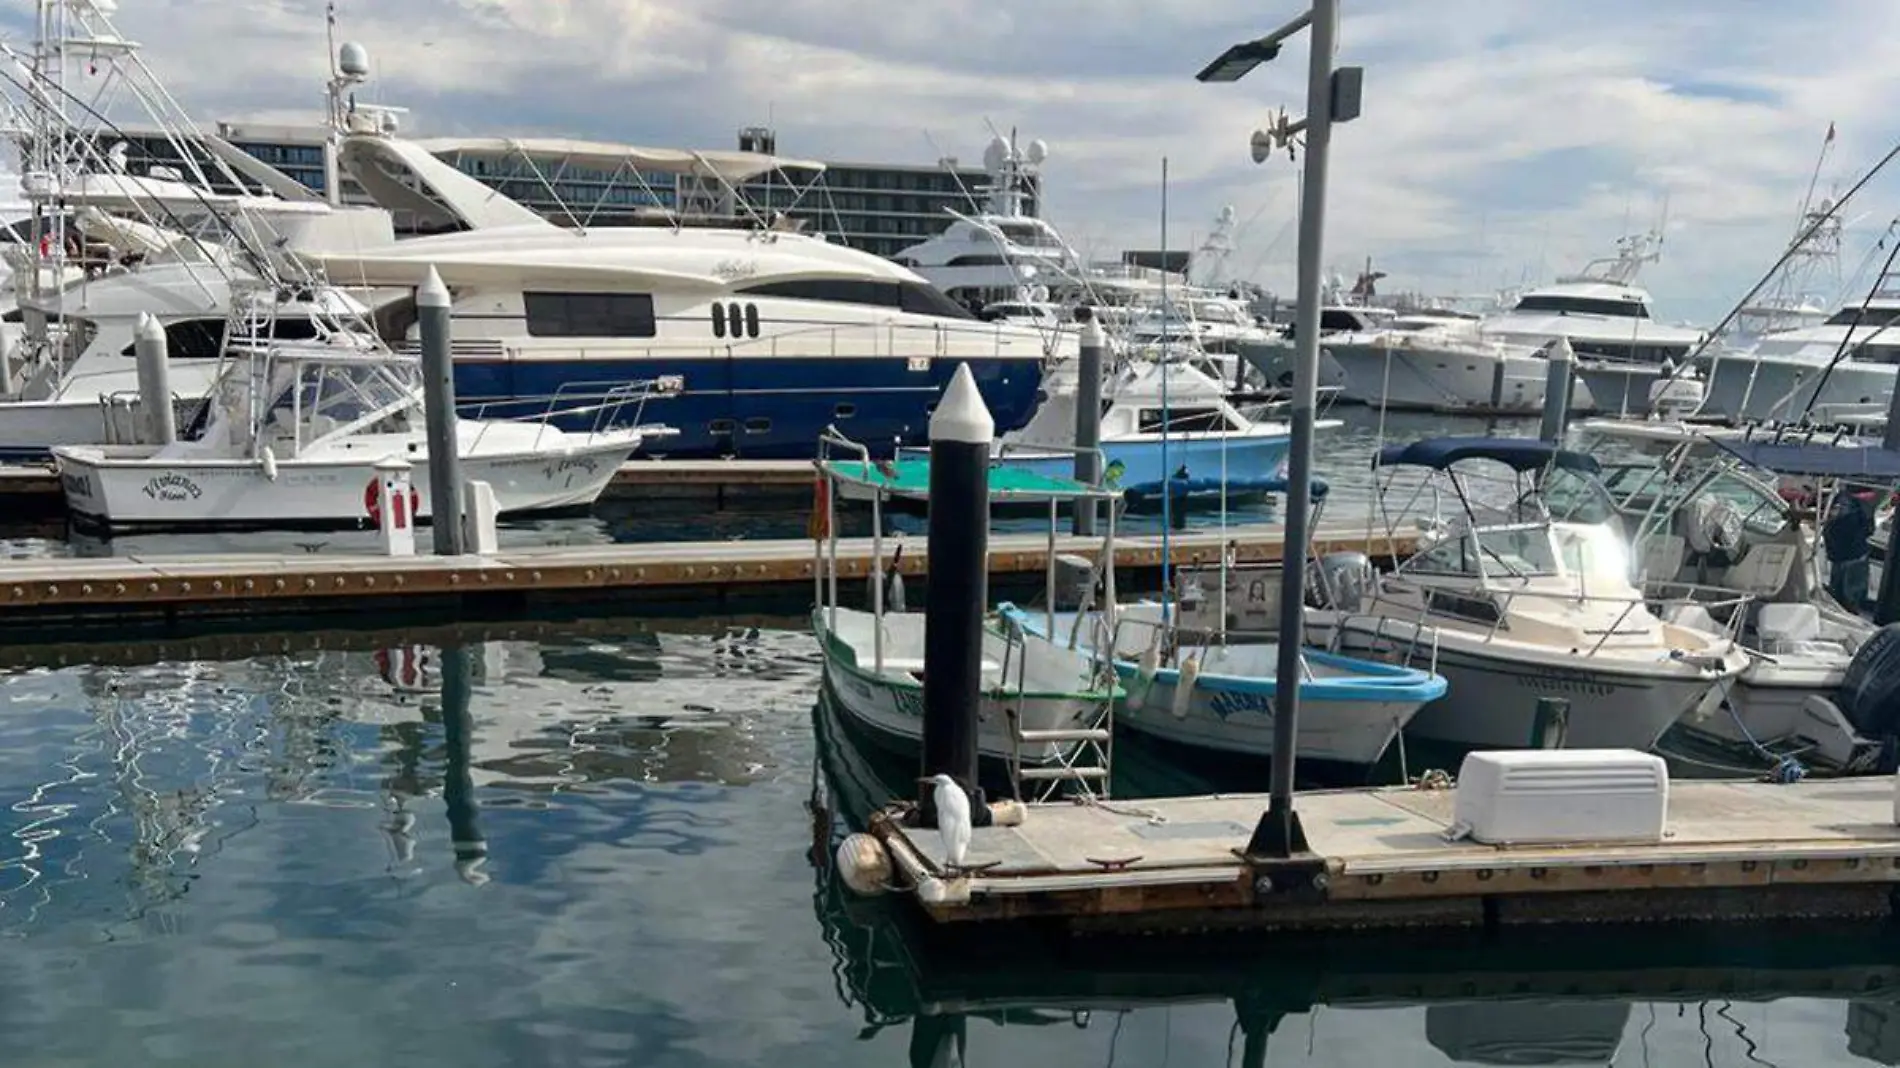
1077,795,1169,824
1718,689,1809,782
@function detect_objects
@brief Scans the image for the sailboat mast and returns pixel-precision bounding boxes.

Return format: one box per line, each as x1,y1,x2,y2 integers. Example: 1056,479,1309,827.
1159,157,1172,614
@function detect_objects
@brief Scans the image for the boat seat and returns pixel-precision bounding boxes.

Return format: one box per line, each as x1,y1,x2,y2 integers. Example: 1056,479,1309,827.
1640,534,1686,584
1728,542,1798,598
1757,602,1822,654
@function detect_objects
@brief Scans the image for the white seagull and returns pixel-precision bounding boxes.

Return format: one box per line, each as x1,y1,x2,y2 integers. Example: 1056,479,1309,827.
926,772,971,870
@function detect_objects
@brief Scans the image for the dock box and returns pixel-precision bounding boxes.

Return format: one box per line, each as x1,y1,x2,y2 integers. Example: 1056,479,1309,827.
1453,749,1668,845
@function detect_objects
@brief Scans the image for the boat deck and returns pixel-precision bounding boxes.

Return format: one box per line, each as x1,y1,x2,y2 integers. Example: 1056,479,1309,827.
872,777,1900,929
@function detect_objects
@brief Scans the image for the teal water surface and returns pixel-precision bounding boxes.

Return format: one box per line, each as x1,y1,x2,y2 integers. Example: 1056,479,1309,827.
4,618,1900,1066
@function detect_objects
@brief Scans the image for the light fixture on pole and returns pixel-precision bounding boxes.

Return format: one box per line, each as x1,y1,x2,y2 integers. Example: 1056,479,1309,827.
1195,1,1363,876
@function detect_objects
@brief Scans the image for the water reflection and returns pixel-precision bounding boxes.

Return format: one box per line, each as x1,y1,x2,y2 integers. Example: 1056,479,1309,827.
810,686,1900,1068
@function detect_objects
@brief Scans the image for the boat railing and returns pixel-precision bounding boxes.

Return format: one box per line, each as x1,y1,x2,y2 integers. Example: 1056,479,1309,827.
1359,577,1752,662
463,376,683,451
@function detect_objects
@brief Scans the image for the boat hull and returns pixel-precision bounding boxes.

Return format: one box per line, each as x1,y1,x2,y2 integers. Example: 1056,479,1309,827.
1324,340,1556,414
53,439,638,530
1700,354,1893,424
1113,663,1421,766
996,434,1291,493
1328,627,1719,751
812,609,1110,768
453,353,1045,460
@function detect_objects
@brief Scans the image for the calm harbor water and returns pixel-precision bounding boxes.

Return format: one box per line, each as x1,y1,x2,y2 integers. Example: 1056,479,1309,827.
3,617,1900,1065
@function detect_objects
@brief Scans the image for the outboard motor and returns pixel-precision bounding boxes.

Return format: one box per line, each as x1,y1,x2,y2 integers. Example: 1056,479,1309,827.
1315,551,1375,612
1840,622,1900,742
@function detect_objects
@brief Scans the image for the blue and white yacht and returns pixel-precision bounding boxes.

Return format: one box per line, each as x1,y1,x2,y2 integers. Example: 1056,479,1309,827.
311,122,1059,459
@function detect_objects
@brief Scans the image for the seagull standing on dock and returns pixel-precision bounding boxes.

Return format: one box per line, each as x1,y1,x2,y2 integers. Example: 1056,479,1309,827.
927,772,971,869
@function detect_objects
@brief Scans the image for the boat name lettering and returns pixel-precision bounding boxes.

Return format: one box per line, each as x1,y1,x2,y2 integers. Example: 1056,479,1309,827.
142,473,203,501
1514,668,1612,697
1208,689,1274,722
542,456,603,480
711,259,758,281
60,471,93,497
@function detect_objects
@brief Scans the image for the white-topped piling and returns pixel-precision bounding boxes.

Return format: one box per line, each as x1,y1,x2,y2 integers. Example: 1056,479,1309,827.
418,266,466,555
132,312,175,445
921,364,992,830
1539,337,1576,444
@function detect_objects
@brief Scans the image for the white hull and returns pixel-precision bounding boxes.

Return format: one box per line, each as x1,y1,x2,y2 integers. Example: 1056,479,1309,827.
54,437,637,527
1323,622,1721,750
0,361,222,456
1117,669,1412,766
1701,354,1893,424
814,608,1110,767
1325,340,1558,414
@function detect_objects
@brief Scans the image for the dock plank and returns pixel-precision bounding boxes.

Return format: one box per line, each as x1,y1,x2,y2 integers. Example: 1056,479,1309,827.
875,779,1900,928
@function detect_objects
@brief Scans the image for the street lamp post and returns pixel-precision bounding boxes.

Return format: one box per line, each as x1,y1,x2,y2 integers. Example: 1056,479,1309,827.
1198,0,1362,866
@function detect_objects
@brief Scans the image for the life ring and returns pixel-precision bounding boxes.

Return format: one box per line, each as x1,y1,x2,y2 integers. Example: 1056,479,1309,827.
364,476,421,526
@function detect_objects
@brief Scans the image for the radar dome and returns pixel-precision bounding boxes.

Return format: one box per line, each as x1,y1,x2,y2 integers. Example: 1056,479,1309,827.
982,135,1009,173
1026,138,1048,165
338,41,371,78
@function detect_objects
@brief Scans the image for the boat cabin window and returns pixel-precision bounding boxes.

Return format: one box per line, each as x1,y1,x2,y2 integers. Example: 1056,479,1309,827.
1824,306,1900,328
996,223,1060,248
736,279,975,320
1512,294,1649,319
523,292,658,338
1136,407,1240,433
945,254,1010,267
1318,309,1369,332
263,360,412,444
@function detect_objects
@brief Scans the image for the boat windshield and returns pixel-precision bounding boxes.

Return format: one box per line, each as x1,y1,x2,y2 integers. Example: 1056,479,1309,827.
1407,526,1560,581
1600,463,1788,539
262,358,416,446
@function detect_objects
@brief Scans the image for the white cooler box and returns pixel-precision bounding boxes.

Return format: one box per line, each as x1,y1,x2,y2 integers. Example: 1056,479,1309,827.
1452,749,1669,845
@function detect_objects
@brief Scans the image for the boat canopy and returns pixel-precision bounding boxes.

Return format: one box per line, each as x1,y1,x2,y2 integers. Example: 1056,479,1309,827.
1373,436,1601,475
819,458,1118,502
1711,439,1900,483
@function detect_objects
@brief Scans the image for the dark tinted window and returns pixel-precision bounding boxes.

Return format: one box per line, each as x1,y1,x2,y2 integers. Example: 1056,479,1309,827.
523,292,657,338
1825,306,1900,327
1512,294,1648,319
710,303,726,338
744,303,760,336
898,282,974,320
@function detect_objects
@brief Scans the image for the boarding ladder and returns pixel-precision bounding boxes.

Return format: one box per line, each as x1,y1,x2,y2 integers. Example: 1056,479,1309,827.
1000,558,1116,803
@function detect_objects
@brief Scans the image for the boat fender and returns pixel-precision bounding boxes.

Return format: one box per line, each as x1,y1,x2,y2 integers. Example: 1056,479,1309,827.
886,569,907,613
1837,622,1900,739
1133,640,1162,710
259,446,278,482
1172,655,1200,718
835,833,892,897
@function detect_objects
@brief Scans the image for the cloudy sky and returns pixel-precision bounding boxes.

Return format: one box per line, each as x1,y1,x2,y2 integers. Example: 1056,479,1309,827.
28,0,1900,321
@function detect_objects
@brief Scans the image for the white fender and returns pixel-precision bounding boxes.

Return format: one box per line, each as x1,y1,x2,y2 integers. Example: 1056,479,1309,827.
1172,655,1200,718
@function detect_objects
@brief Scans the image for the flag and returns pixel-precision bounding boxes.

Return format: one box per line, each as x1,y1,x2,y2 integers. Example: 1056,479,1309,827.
1826,121,1836,143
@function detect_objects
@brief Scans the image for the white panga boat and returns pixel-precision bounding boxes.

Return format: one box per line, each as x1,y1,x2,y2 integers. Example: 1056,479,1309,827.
53,289,673,531
1306,437,1749,751
809,427,1121,797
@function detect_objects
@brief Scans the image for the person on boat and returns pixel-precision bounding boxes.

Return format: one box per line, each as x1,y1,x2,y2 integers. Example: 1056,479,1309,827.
1823,488,1877,610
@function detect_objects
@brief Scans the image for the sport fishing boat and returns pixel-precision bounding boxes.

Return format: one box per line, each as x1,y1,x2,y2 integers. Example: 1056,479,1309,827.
53,285,669,531
1306,437,1748,751
809,423,1121,797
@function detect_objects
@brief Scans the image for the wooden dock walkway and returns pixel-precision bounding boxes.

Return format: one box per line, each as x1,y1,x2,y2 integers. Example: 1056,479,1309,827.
872,778,1900,930
0,523,1413,633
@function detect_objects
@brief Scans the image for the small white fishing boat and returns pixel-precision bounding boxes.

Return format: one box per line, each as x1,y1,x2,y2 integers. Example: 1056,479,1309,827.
1007,597,1446,769
53,292,670,531
809,429,1122,795
1308,437,1749,751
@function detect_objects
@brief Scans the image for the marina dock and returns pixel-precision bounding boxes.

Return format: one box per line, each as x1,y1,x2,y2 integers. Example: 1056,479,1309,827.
0,522,1415,634
870,778,1900,930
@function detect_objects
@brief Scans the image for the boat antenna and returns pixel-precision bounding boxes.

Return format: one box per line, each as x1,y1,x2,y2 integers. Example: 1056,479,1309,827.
1653,130,1900,406
1159,155,1173,619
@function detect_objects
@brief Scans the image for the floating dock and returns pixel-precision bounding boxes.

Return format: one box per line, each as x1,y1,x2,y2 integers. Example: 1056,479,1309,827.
870,778,1900,930
0,523,1414,635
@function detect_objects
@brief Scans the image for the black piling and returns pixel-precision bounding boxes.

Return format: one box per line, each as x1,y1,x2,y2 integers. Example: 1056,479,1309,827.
919,364,991,825
438,642,487,884
1073,311,1105,536
1874,389,1900,624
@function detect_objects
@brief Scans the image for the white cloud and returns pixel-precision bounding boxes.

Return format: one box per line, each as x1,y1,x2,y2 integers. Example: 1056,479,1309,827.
47,0,1900,321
